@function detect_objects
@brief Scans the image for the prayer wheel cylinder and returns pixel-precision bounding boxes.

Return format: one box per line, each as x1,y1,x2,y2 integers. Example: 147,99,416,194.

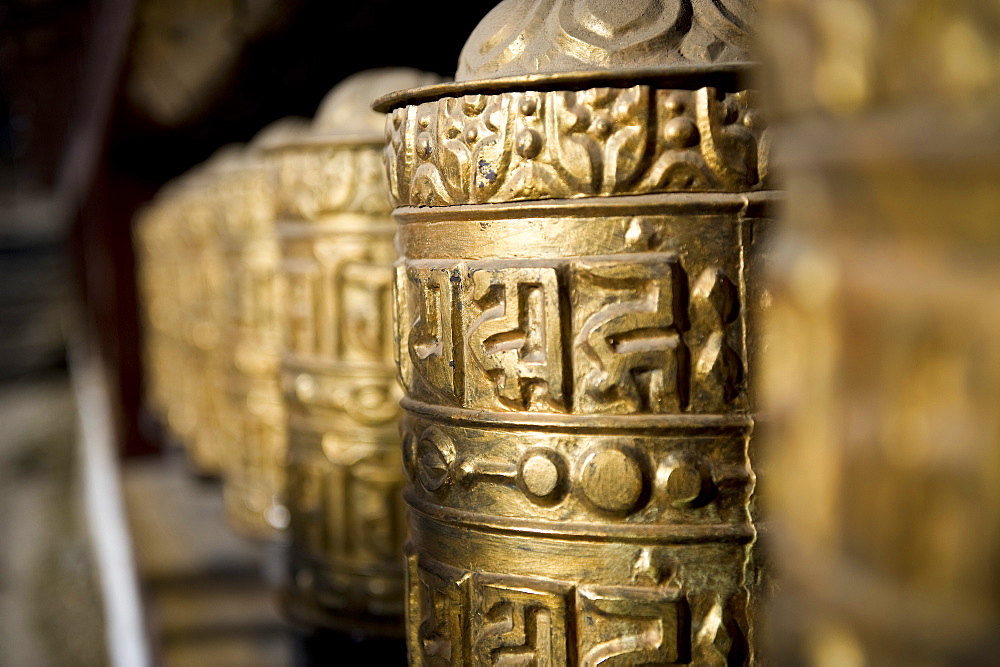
377,1,774,662
144,164,228,475
271,69,439,635
216,125,304,540
758,0,1000,663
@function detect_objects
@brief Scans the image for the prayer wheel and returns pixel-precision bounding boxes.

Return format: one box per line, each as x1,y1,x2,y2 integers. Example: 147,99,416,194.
758,0,1000,663
188,164,231,476
216,125,304,540
377,1,774,662
138,164,229,475
271,69,438,635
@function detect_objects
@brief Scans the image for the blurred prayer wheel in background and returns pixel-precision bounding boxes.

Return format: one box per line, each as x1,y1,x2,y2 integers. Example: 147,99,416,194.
377,0,774,661
758,0,1000,663
183,161,231,477
137,165,228,476
216,125,304,540
271,69,439,635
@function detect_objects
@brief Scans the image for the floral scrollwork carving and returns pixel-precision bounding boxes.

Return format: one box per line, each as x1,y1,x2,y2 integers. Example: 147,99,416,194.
384,85,767,207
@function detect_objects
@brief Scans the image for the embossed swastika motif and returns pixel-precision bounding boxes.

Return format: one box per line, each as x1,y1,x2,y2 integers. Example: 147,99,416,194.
470,574,571,666
571,255,687,414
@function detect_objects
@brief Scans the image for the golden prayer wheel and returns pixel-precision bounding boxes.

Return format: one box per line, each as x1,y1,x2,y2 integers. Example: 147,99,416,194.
139,180,195,449
215,124,305,540
758,0,1000,663
270,69,439,635
137,167,227,475
376,1,773,661
181,153,234,476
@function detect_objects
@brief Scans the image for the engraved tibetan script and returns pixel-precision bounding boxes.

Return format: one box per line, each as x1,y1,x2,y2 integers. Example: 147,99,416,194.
395,253,742,415
572,255,688,414
465,265,564,412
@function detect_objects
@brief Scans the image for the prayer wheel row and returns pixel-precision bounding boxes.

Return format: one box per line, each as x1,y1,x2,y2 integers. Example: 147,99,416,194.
135,0,772,656
133,0,1000,661
136,68,441,635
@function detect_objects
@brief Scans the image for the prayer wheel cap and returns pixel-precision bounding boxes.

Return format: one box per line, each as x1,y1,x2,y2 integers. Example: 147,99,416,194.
203,143,247,173
457,0,757,80
374,0,757,111
309,68,441,142
250,116,309,153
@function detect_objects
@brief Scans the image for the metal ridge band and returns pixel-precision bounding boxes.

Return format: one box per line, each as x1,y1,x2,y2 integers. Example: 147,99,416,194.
401,397,752,434
373,63,758,112
406,491,756,544
394,190,778,222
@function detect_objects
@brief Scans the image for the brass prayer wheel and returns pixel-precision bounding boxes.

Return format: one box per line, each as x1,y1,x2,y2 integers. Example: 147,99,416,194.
184,162,231,476
216,125,304,540
377,1,773,662
137,165,229,475
271,69,438,635
758,0,1000,663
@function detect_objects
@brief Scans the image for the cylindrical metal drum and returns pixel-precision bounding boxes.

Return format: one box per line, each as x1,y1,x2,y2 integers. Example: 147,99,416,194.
271,69,439,636
377,1,774,662
185,166,230,475
216,125,304,540
758,0,1000,663
141,165,228,475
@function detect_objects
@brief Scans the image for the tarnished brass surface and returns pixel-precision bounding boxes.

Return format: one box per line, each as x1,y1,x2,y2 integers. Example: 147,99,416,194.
758,0,1000,663
270,69,439,635
380,1,773,662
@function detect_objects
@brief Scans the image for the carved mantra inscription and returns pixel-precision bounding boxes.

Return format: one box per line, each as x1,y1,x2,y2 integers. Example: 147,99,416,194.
285,257,394,365
288,440,404,564
408,556,705,666
395,253,743,414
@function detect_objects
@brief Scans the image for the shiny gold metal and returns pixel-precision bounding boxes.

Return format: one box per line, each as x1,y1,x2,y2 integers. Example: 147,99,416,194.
269,69,439,635
211,128,305,540
759,0,1000,663
182,158,231,476
137,165,229,476
377,1,773,662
